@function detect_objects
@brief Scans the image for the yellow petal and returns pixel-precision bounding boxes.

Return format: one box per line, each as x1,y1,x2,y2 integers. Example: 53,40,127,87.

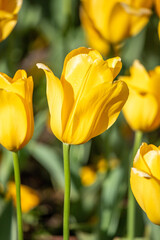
61,48,103,98
106,57,122,78
80,6,110,56
133,143,152,175
143,150,160,180
1,0,23,14
12,69,27,82
130,167,160,225
109,2,131,43
0,71,27,99
155,0,160,17
123,88,159,132
21,76,34,148
0,16,17,42
62,80,128,144
122,60,150,93
147,66,160,97
36,63,64,140
0,90,27,151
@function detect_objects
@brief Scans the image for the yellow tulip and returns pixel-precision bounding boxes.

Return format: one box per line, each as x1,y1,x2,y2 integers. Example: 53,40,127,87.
80,166,97,186
37,47,128,144
0,0,23,42
130,142,160,225
6,181,40,213
80,0,152,55
0,70,34,151
119,60,160,132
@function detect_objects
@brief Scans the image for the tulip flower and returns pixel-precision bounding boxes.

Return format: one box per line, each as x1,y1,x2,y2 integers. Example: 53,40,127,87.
80,0,152,55
80,166,97,186
0,69,34,151
37,47,129,145
6,182,40,213
119,60,160,132
130,142,160,225
0,0,23,42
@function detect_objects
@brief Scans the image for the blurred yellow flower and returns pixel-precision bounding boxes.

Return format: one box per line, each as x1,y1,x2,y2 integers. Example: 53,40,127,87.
80,0,152,55
130,142,160,225
6,182,40,213
37,47,128,144
119,60,160,132
96,157,108,173
0,0,23,42
0,70,34,151
80,166,96,186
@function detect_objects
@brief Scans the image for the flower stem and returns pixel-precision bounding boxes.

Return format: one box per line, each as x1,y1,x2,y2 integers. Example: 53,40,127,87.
127,130,143,240
12,151,23,240
63,143,71,240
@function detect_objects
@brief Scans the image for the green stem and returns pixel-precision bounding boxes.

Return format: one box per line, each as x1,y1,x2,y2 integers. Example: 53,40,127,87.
63,143,71,240
12,151,23,240
127,131,143,240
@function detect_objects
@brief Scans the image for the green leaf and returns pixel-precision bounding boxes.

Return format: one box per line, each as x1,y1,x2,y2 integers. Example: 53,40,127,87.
26,140,64,189
0,199,16,240
0,149,13,187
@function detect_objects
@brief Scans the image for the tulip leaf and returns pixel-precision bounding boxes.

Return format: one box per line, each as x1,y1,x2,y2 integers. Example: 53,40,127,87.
99,166,127,237
32,110,48,140
26,140,79,199
0,199,16,240
26,140,64,189
150,221,160,240
0,149,13,187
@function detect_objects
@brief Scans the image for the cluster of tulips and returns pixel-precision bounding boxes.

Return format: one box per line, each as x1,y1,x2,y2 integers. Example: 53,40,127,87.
1,0,160,240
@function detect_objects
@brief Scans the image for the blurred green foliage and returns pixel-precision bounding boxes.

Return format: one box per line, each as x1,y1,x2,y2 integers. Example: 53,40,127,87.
0,0,160,240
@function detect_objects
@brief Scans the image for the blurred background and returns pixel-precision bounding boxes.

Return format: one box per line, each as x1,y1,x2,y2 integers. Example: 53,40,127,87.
0,0,160,239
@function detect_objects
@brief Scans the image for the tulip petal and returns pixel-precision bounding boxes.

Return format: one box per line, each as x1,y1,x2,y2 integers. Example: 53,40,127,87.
0,15,17,41
109,2,131,43
36,63,64,140
131,167,160,225
1,0,23,14
143,150,160,181
80,6,110,56
61,48,104,99
0,71,26,99
123,88,158,131
21,76,34,148
106,57,122,78
121,60,150,93
0,90,27,151
63,80,128,144
12,69,27,82
155,0,160,17
100,80,129,130
133,143,152,175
